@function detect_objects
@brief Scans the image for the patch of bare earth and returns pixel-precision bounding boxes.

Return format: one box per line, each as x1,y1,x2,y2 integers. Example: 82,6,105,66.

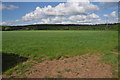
12,54,112,78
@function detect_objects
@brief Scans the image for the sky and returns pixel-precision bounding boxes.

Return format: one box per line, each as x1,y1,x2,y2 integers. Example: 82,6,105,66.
0,0,119,25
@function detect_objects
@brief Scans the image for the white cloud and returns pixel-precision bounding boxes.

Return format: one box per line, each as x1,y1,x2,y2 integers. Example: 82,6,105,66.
111,11,117,17
90,0,119,2
103,14,109,17
0,22,7,25
68,0,90,3
2,0,118,25
1,0,119,2
68,13,99,21
22,1,99,21
103,13,118,23
34,13,100,24
69,15,87,20
0,4,19,10
87,13,99,19
103,11,117,19
69,0,119,2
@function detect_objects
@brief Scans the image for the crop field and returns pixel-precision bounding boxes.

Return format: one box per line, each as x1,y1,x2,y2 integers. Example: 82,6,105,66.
2,30,118,78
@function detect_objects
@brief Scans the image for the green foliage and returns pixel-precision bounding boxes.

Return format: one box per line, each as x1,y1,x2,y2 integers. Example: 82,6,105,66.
2,23,118,31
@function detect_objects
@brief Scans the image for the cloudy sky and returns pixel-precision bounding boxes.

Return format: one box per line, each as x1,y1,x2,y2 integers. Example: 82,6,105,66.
1,0,119,25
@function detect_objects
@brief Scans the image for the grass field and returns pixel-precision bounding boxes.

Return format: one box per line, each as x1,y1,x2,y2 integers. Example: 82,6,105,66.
2,30,118,78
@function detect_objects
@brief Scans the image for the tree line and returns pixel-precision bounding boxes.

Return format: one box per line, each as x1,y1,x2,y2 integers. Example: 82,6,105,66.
1,23,119,31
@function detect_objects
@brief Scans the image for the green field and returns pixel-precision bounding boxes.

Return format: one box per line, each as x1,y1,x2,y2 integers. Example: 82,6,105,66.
2,31,118,77
3,31,118,56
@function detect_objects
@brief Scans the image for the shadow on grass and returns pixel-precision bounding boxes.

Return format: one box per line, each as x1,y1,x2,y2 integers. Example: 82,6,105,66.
2,52,28,72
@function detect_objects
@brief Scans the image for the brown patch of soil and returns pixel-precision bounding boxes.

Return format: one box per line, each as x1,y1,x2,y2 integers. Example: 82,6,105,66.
10,54,113,78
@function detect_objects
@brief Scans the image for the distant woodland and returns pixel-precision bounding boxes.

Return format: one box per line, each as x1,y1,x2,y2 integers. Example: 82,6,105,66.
1,23,119,31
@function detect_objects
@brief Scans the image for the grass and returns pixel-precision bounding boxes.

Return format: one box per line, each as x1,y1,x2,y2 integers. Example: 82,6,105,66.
2,30,118,77
64,69,72,72
3,31,118,57
56,70,61,73
101,51,118,77
4,61,33,76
